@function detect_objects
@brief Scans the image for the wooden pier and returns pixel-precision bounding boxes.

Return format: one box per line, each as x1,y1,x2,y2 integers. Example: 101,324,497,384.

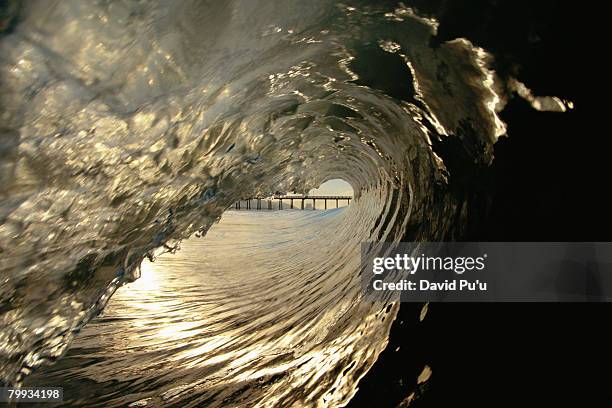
233,195,352,210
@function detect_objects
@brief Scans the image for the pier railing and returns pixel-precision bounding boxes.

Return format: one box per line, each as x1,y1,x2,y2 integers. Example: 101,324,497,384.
233,195,352,210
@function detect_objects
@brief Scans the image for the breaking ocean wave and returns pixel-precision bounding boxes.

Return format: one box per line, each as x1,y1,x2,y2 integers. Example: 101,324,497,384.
0,1,569,405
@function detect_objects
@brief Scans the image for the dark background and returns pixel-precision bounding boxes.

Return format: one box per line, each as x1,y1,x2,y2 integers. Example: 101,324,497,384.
349,1,611,406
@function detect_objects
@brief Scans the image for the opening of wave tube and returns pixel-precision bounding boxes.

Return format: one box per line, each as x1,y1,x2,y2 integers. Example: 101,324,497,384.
233,179,354,211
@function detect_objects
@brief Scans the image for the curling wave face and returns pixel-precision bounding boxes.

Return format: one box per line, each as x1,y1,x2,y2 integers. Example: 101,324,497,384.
0,0,562,403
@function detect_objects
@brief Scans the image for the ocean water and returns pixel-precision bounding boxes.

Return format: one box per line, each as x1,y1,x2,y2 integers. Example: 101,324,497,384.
24,209,397,407
0,0,569,405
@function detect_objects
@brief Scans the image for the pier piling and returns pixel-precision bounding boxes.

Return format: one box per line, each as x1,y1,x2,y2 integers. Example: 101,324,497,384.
232,196,351,211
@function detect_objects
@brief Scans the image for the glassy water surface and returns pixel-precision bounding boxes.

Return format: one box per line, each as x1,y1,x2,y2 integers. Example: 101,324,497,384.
27,210,396,407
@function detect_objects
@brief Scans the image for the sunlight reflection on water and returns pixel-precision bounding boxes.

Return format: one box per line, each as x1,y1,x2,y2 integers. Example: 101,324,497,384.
27,209,396,407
